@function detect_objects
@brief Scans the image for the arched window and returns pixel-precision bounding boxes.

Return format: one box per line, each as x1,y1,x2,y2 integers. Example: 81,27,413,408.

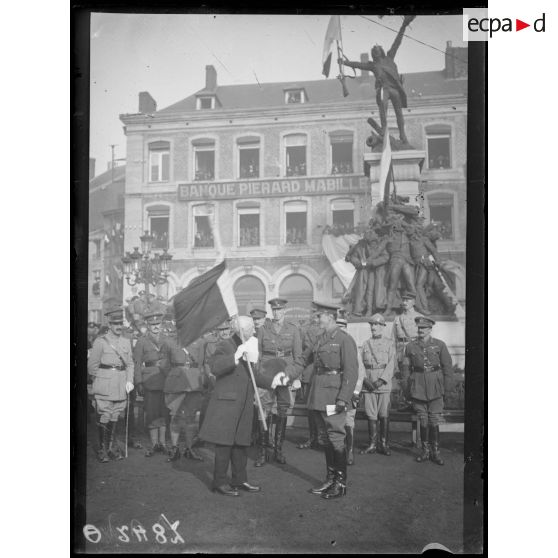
425,124,451,169
233,276,266,316
148,141,170,182
279,274,314,321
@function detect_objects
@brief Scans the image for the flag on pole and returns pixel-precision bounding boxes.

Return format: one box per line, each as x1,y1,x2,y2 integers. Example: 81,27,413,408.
173,260,238,348
378,128,393,205
322,15,342,77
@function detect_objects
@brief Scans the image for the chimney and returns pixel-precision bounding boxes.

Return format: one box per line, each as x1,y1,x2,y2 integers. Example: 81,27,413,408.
444,41,468,79
138,91,157,114
89,157,95,180
359,53,370,77
205,65,217,90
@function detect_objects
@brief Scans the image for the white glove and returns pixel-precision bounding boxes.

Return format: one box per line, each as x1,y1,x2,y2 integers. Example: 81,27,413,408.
125,382,134,394
291,379,302,390
234,344,246,364
271,372,287,389
243,336,259,363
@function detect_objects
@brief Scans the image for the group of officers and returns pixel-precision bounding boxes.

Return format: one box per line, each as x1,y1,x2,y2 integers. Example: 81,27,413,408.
87,290,454,500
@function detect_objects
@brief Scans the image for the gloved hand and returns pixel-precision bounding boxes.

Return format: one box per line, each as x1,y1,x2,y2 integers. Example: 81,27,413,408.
350,392,361,409
291,379,302,390
371,379,386,391
125,382,134,394
243,336,259,363
136,383,144,397
362,378,375,391
335,400,347,414
234,343,248,364
271,372,287,390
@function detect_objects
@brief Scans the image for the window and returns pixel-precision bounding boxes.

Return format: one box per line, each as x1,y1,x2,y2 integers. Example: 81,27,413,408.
285,201,307,245
330,132,353,175
148,141,170,182
193,204,214,248
197,96,215,110
193,139,215,181
332,276,344,299
237,136,260,179
92,239,101,259
426,125,451,169
278,274,314,321
428,193,454,240
284,134,307,177
147,206,170,250
233,276,266,316
331,199,355,234
285,89,305,104
92,270,101,296
238,203,260,247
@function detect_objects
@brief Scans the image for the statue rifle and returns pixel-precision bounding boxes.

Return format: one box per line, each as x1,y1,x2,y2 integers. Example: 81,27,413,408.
427,254,464,315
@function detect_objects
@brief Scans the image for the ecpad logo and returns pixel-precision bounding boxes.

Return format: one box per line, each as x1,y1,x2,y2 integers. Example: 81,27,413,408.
463,9,546,41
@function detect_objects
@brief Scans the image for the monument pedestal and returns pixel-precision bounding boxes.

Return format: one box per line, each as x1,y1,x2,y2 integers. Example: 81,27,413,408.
364,149,426,207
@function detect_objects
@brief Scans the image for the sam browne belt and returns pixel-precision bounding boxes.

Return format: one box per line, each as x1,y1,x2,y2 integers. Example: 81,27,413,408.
412,365,441,373
315,366,340,376
99,364,126,371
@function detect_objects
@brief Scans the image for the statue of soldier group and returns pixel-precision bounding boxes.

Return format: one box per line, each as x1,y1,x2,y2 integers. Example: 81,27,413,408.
86,16,456,498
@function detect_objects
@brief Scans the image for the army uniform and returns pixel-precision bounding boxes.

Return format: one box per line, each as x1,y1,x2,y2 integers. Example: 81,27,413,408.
87,308,134,462
306,302,358,500
257,298,304,465
360,314,396,456
403,317,453,465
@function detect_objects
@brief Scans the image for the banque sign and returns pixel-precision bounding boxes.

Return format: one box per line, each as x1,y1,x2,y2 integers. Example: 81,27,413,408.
177,175,368,201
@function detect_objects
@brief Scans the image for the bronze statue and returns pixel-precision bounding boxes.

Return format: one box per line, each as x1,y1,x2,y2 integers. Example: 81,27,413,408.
340,15,415,145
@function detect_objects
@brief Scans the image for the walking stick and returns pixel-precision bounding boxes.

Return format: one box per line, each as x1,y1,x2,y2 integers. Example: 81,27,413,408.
125,391,130,458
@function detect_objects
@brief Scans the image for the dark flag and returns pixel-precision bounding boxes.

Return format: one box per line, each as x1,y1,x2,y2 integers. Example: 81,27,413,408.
173,260,238,348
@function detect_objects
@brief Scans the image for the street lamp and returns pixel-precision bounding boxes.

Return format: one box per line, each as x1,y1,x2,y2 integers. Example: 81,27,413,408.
122,230,173,298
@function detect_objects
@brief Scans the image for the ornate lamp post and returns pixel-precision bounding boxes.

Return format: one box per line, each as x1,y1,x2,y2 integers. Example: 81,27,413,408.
121,231,173,299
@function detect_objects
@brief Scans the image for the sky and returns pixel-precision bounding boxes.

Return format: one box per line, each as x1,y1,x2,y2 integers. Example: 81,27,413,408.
90,13,466,174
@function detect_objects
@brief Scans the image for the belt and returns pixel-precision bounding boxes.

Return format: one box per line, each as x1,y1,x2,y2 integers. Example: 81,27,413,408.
413,366,441,373
263,350,292,357
397,337,410,342
315,367,340,376
365,365,386,370
171,361,198,368
99,364,125,371
144,360,160,367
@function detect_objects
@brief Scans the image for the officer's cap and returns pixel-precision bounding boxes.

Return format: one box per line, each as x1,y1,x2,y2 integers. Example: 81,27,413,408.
268,298,288,309
368,313,386,326
250,308,267,319
144,312,163,325
312,301,339,318
105,307,124,324
415,316,436,328
401,291,417,300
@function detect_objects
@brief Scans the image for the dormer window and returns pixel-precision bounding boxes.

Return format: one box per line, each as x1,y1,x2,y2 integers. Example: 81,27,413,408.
285,89,305,104
197,96,215,110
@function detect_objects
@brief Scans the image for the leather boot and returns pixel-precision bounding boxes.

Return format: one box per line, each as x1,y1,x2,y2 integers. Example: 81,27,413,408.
97,424,109,463
254,422,267,467
377,417,391,456
107,422,123,460
297,412,318,449
311,444,336,494
274,414,287,464
416,424,430,463
184,423,204,461
166,445,180,462
429,424,444,466
345,425,355,465
360,419,378,454
322,448,347,499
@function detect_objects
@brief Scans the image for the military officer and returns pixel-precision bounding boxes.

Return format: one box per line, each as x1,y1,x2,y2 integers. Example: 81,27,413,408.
257,298,304,464
360,313,396,456
250,307,268,334
133,311,169,457
87,308,134,463
403,317,453,465
305,302,358,500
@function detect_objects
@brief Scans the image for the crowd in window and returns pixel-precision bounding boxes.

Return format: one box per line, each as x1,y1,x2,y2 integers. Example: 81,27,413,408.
431,219,453,239
286,227,306,244
152,230,169,250
194,169,215,181
194,231,214,248
322,222,367,236
240,226,260,247
331,162,353,175
286,162,306,177
239,164,259,179
429,154,450,169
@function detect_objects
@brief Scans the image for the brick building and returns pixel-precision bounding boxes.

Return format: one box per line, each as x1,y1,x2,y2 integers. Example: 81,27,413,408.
119,42,467,321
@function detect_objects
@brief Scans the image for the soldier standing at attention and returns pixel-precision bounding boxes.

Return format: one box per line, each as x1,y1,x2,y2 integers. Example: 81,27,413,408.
403,317,454,465
257,298,304,465
133,312,169,457
306,302,358,500
360,314,396,456
87,307,134,463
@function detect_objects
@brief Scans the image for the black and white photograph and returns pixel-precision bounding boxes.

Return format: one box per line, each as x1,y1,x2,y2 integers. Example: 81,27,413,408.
74,8,484,554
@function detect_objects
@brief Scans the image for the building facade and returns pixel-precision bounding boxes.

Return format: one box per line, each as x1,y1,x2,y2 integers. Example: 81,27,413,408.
119,43,467,322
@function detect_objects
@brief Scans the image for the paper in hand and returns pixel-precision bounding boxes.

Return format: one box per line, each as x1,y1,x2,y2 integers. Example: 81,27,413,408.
326,404,338,416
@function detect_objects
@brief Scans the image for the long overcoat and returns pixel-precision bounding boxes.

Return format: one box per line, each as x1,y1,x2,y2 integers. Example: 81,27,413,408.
199,334,273,446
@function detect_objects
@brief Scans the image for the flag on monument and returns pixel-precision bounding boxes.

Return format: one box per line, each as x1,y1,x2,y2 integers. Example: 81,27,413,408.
379,128,393,205
173,260,238,348
322,15,342,77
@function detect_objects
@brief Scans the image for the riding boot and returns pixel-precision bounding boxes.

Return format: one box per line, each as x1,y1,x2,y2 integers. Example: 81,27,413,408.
254,422,267,467
297,412,318,449
311,444,336,494
360,419,378,454
345,425,355,465
97,424,109,463
274,414,287,464
322,448,347,499
416,424,431,463
166,445,180,462
429,424,444,466
378,417,391,456
107,422,123,460
183,423,203,461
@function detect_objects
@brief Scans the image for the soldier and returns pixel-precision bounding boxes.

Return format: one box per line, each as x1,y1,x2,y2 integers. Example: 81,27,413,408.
250,307,268,334
87,307,134,463
87,322,99,352
133,311,169,457
403,317,454,465
257,298,304,465
336,317,364,466
296,311,323,450
360,314,396,456
305,302,358,500
162,333,205,462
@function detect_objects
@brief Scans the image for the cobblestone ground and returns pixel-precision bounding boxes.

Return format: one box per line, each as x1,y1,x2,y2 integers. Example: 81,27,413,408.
77,420,464,554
